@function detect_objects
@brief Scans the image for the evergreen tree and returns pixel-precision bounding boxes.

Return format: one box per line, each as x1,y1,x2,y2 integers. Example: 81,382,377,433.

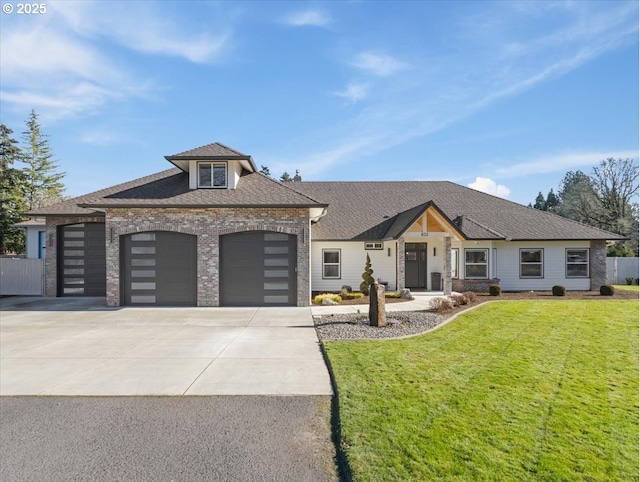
0,124,27,254
359,254,375,295
259,165,271,176
280,171,292,182
533,192,546,210
545,189,559,211
21,109,65,210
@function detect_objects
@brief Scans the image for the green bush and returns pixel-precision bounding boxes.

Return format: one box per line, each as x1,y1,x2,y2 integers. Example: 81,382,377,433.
626,277,634,285
600,285,615,296
552,285,566,296
342,292,365,300
313,293,343,304
359,254,375,295
385,292,401,299
489,285,501,296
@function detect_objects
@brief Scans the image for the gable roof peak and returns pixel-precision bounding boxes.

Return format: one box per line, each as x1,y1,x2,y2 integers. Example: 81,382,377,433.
165,141,251,159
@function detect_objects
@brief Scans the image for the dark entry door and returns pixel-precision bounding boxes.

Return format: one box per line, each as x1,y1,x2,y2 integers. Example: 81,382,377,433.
121,232,197,306
220,231,297,306
58,223,106,296
405,242,427,289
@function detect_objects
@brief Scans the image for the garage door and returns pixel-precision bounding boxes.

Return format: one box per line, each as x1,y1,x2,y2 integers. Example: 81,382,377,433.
121,232,197,306
58,223,106,296
220,231,297,306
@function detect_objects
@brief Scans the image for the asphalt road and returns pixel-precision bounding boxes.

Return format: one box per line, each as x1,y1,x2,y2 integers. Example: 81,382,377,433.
0,396,338,482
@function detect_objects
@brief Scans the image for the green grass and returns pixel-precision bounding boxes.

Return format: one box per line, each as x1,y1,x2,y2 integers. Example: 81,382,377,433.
324,301,639,481
614,284,640,292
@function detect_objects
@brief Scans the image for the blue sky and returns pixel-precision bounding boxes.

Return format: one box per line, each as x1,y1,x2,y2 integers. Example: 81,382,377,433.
1,0,638,205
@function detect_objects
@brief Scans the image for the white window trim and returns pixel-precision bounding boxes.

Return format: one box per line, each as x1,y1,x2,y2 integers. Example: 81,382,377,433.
197,161,227,188
520,248,544,279
322,249,341,279
364,242,383,250
464,248,489,279
566,248,589,278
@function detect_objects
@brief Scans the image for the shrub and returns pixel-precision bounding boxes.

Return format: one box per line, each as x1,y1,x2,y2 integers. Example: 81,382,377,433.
429,297,454,313
489,285,501,296
450,294,466,306
313,293,342,304
385,292,401,299
341,285,353,296
552,285,566,296
342,292,364,300
626,277,634,286
359,254,375,295
600,285,615,296
636,278,640,286
463,291,477,303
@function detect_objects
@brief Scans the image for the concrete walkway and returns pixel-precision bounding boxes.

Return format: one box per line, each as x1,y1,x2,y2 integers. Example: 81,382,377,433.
310,291,447,315
0,297,332,396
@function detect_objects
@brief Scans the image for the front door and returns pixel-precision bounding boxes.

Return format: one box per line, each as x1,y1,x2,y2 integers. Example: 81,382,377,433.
405,242,427,289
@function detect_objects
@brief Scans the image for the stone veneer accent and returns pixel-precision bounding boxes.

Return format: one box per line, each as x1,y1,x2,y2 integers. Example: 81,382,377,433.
443,237,452,295
45,215,106,297
104,207,310,307
452,278,501,293
590,240,607,290
396,238,405,290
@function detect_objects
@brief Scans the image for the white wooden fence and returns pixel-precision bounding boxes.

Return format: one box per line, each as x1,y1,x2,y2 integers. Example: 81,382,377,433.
0,258,45,295
606,257,639,285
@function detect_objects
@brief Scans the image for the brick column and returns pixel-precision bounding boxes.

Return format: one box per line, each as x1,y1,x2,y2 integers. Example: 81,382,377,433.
443,236,452,295
590,240,607,290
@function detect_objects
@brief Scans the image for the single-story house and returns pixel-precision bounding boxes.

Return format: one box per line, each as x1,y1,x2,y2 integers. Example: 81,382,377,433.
26,142,623,307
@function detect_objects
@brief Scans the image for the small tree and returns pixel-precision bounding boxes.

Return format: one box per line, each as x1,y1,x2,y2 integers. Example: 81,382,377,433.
359,253,375,295
280,171,292,182
259,165,271,176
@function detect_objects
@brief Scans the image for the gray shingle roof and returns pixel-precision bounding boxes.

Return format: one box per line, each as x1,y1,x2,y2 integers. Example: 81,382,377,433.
29,169,324,216
291,181,624,241
165,142,250,159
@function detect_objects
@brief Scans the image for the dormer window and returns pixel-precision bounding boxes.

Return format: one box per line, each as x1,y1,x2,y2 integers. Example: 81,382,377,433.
198,162,227,188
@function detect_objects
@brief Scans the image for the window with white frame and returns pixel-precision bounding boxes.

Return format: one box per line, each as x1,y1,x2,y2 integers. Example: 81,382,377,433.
520,249,543,278
566,249,589,277
364,242,383,250
322,249,341,279
198,162,227,188
465,248,488,279
451,248,459,279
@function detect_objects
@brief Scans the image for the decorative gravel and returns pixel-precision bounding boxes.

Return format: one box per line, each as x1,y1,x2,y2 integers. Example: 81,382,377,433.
313,311,447,341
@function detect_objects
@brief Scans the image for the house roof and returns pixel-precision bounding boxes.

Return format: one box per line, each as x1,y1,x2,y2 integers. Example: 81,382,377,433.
165,142,251,159
291,181,624,241
29,168,325,215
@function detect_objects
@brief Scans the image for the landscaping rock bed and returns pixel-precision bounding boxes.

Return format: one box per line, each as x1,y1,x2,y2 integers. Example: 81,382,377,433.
314,311,446,341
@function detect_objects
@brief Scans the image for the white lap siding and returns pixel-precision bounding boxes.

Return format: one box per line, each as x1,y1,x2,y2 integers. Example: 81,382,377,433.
311,241,397,292
495,241,591,291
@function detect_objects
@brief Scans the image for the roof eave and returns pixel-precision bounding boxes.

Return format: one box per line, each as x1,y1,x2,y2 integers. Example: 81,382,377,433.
164,155,257,172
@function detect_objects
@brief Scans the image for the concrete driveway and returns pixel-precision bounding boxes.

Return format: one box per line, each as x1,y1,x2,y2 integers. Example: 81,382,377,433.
0,297,332,396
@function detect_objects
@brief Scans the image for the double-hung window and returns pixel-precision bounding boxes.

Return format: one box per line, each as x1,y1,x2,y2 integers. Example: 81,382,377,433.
322,249,341,279
198,162,227,188
520,249,543,278
465,249,488,279
566,249,589,277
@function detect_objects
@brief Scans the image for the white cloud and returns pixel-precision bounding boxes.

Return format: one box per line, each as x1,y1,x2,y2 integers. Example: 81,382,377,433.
468,177,511,198
284,10,331,27
331,82,369,103
350,52,408,77
496,150,639,178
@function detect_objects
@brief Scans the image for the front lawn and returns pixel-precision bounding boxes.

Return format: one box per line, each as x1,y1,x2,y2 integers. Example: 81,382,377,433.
614,284,640,292
324,301,639,481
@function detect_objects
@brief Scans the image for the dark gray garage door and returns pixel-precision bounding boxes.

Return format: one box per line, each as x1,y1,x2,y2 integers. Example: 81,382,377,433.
121,232,197,306
220,231,297,306
58,223,106,296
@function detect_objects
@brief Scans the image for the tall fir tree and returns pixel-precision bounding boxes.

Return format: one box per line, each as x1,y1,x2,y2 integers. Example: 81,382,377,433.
21,109,66,210
0,124,27,254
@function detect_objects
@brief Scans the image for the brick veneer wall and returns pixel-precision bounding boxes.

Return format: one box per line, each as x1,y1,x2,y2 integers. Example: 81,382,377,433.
44,215,106,297
590,240,607,290
452,278,500,293
104,207,310,307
